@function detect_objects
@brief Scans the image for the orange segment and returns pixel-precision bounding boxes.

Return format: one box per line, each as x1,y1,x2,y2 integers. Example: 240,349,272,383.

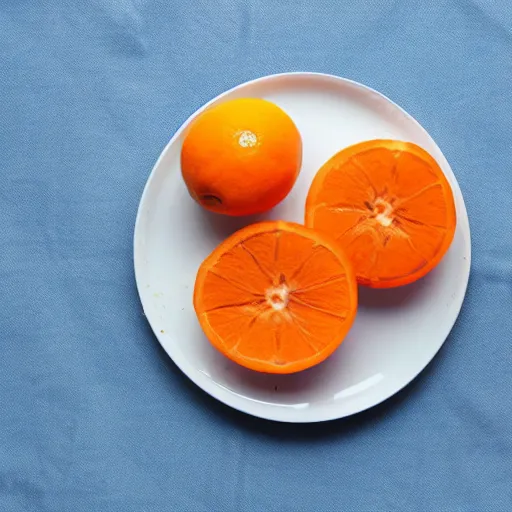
194,221,358,374
305,140,457,288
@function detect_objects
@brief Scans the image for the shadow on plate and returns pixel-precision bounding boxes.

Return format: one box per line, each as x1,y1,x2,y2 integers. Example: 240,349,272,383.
357,279,426,309
197,207,269,241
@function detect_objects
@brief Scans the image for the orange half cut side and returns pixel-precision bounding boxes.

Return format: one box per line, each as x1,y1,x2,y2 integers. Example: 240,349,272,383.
194,221,358,374
305,140,457,288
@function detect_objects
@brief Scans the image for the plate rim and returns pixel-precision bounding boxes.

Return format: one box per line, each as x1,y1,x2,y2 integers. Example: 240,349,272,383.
133,71,472,423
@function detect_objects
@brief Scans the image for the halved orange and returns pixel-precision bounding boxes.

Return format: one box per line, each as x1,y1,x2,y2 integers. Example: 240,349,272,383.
194,221,358,374
305,140,457,288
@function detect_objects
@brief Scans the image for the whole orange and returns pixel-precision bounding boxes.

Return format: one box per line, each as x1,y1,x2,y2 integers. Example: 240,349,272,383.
181,98,302,216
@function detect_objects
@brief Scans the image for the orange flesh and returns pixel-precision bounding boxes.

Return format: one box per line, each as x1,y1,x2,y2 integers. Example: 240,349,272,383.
194,222,358,373
305,140,457,288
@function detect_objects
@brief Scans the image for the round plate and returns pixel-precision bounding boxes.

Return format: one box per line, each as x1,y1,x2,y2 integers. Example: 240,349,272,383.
134,73,471,423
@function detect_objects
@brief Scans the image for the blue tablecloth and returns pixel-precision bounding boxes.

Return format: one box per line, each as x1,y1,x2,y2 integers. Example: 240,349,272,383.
1,1,511,510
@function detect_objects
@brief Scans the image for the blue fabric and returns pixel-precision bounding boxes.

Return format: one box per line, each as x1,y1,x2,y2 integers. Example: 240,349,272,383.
1,1,511,510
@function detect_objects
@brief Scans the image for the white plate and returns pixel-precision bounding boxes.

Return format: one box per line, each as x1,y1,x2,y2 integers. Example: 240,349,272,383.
134,73,471,423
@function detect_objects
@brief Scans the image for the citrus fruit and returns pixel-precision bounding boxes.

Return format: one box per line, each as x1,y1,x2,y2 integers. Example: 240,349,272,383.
194,221,357,374
305,140,457,288
181,98,302,216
